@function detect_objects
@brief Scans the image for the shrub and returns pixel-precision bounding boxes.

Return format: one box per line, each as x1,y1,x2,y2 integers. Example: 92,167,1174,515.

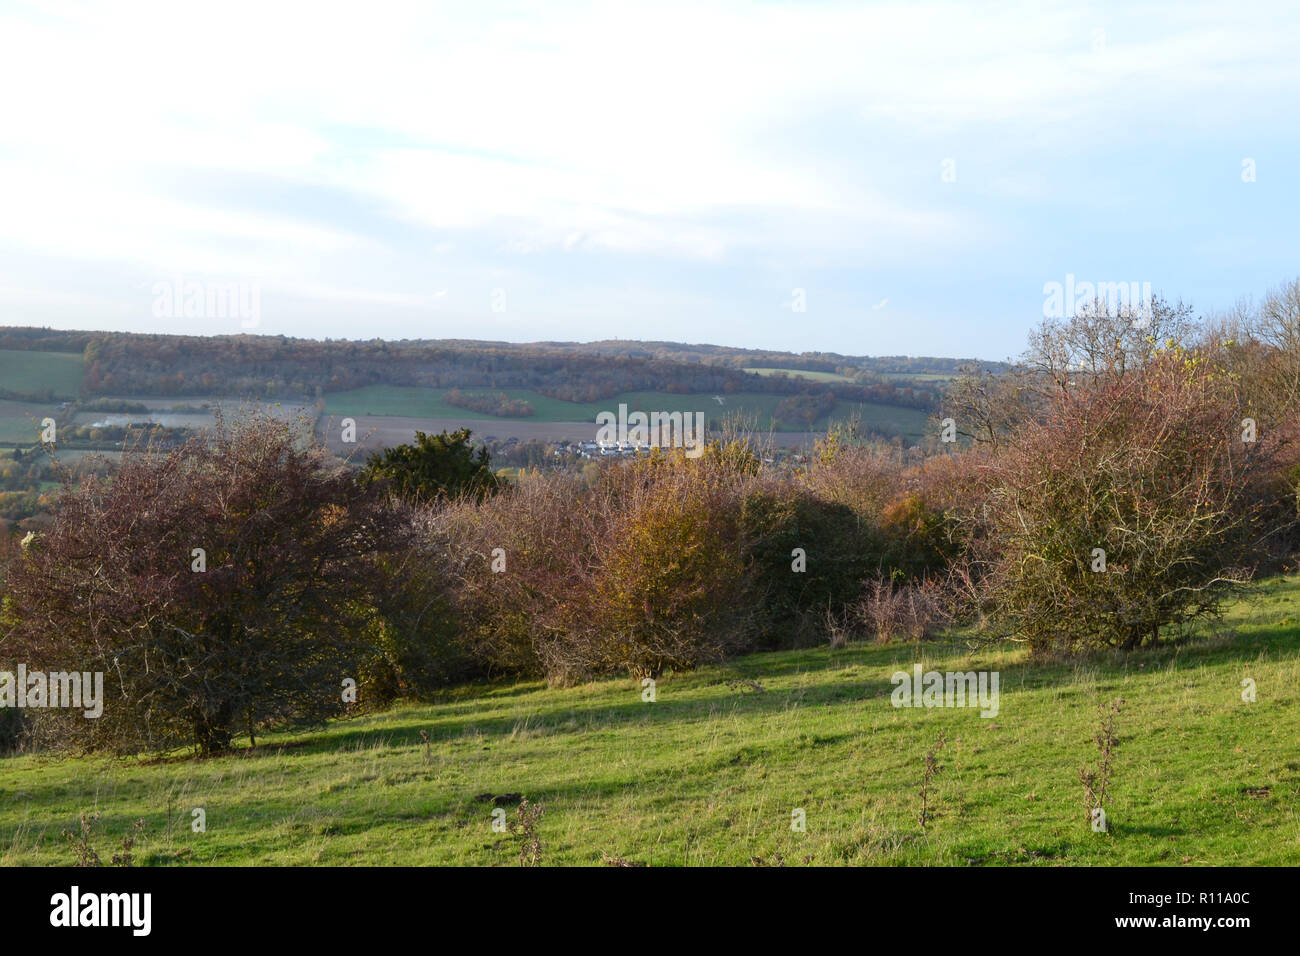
974,348,1283,655
363,529,477,700
879,492,954,580
855,576,952,643
364,428,499,504
801,444,905,519
436,468,590,681
738,480,876,646
574,459,754,678
438,451,762,683
3,413,406,755
445,389,535,418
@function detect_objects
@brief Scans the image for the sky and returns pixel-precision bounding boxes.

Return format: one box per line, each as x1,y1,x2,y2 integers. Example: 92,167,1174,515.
0,0,1297,362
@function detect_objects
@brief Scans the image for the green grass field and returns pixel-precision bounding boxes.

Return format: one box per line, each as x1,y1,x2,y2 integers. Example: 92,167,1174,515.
325,385,930,436
0,349,83,400
743,367,854,383
3,577,1297,866
879,372,954,382
0,400,58,443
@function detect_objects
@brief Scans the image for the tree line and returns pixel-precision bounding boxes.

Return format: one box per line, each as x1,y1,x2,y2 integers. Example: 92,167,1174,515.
2,328,942,410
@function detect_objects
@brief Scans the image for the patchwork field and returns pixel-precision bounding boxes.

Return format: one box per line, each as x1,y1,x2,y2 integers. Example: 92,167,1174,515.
3,577,1296,867
0,395,314,450
72,398,316,430
323,386,930,439
0,349,84,399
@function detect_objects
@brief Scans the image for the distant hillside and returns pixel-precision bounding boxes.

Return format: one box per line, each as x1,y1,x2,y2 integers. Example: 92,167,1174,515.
0,328,1000,413
498,338,1007,377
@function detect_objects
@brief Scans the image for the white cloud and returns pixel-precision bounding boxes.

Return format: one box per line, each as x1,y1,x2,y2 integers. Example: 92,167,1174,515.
0,0,1297,346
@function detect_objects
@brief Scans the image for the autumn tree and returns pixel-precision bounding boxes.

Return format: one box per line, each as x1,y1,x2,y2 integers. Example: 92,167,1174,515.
2,413,405,755
968,346,1286,654
947,296,1198,449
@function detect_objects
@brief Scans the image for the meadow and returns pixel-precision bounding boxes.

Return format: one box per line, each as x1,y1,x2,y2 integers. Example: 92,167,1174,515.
879,372,955,382
742,367,855,383
0,400,58,444
0,349,83,400
3,577,1296,867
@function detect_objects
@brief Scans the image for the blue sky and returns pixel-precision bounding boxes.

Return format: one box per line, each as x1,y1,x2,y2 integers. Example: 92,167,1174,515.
0,0,1296,361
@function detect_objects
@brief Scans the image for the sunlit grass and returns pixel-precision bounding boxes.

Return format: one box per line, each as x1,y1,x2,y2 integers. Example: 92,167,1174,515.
3,578,1297,866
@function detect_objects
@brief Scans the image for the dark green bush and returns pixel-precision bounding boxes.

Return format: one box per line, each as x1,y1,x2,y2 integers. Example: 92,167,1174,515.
739,483,878,647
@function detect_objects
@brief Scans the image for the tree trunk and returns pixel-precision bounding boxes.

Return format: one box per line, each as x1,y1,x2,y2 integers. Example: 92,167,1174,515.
194,701,233,755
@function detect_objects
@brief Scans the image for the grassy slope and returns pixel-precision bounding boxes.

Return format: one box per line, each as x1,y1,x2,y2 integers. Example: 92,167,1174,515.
879,372,954,382
0,349,83,442
2,579,1298,866
0,400,59,443
324,385,930,437
742,367,854,383
0,349,84,399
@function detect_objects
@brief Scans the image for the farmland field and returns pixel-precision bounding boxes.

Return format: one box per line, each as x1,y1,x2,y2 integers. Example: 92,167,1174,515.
0,349,83,399
324,386,930,437
73,411,219,429
743,367,855,383
0,400,58,443
3,576,1297,866
879,372,954,382
71,398,316,430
